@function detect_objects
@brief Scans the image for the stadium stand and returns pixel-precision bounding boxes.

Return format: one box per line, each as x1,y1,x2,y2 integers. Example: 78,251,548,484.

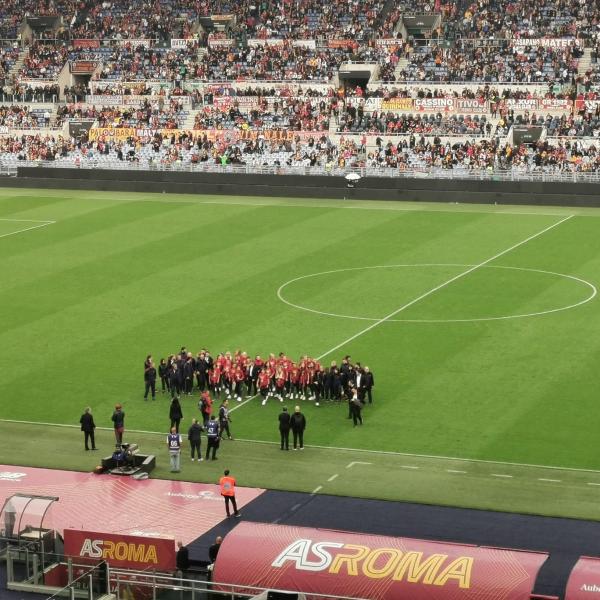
0,0,593,176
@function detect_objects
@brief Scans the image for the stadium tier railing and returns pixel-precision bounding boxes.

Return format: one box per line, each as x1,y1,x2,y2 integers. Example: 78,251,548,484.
3,160,600,183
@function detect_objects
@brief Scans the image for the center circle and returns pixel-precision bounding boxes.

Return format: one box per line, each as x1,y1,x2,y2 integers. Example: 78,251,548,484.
277,264,596,323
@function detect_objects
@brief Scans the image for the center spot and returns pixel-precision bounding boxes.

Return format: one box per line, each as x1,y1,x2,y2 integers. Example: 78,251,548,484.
277,265,596,323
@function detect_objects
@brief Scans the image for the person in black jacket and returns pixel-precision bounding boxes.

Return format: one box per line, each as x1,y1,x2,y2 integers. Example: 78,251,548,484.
158,358,170,394
363,366,375,404
278,406,291,450
111,404,125,445
169,363,180,398
183,354,195,395
169,397,183,433
188,418,203,461
176,541,190,577
218,400,233,440
144,356,157,401
290,405,306,450
80,407,97,451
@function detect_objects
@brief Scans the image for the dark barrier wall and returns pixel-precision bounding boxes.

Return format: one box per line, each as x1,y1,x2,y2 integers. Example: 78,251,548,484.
4,166,600,207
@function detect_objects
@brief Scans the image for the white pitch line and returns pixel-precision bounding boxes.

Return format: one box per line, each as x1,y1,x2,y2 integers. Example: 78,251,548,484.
54,190,581,217
401,465,419,470
0,221,55,239
538,478,562,483
314,215,573,361
327,474,339,482
447,469,467,474
311,486,323,494
587,482,600,486
4,417,600,476
491,474,513,479
0,218,56,223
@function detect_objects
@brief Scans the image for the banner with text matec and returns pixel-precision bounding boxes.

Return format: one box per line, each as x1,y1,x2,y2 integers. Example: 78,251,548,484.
212,523,548,600
64,529,176,571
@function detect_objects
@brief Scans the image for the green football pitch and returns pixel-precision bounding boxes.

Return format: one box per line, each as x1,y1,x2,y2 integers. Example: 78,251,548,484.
1,187,600,520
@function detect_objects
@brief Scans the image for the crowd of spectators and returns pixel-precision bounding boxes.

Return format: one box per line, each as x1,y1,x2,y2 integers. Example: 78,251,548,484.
399,41,581,83
0,83,60,102
99,44,199,81
368,137,600,173
0,105,49,128
21,42,69,79
338,109,491,135
194,96,332,132
55,98,187,128
2,130,598,175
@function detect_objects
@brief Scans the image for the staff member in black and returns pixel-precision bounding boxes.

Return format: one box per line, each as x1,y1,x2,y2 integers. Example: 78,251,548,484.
169,397,183,433
188,418,203,461
278,406,291,450
290,405,306,450
112,404,125,445
350,389,363,427
158,358,170,394
169,363,180,398
80,407,97,451
144,357,157,401
245,360,259,397
363,366,375,403
218,400,233,440
205,415,220,460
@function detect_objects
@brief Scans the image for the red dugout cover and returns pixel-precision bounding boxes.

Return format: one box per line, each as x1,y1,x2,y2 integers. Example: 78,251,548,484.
64,529,176,571
213,522,547,600
565,557,600,599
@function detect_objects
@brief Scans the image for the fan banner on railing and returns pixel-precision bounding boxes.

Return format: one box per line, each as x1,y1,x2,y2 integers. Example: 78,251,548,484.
64,529,176,571
212,522,548,600
565,557,600,599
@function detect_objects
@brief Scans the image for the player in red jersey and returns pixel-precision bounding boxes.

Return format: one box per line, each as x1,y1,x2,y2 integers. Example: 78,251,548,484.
289,362,301,399
209,365,222,398
274,366,286,401
258,368,271,406
233,363,245,402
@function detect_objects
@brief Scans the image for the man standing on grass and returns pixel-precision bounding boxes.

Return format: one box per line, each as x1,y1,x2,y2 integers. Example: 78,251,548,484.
219,399,233,440
278,406,291,450
219,469,241,518
112,404,125,445
144,356,157,401
188,418,203,462
205,414,220,460
167,426,183,473
290,405,306,450
80,407,97,451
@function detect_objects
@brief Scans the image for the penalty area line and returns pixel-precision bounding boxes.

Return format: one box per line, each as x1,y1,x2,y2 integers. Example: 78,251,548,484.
2,418,600,476
0,220,55,239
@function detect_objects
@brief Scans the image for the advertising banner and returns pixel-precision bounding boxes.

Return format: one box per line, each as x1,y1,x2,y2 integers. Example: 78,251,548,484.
376,38,404,48
170,38,195,49
347,97,383,110
88,127,137,141
414,97,456,111
328,39,358,49
119,39,152,48
511,38,581,48
539,98,572,110
213,522,548,600
86,95,124,106
63,529,176,571
565,557,600,599
71,61,98,73
381,97,413,111
73,39,100,49
208,37,234,49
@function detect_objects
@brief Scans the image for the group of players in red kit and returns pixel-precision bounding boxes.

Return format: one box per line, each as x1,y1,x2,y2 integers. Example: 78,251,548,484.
158,348,374,408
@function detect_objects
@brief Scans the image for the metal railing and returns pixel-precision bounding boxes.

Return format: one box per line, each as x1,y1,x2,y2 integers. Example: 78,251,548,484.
109,568,369,600
3,159,600,184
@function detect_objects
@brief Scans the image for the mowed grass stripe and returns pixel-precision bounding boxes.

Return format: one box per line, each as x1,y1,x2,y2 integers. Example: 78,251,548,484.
0,202,265,327
1,421,600,521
